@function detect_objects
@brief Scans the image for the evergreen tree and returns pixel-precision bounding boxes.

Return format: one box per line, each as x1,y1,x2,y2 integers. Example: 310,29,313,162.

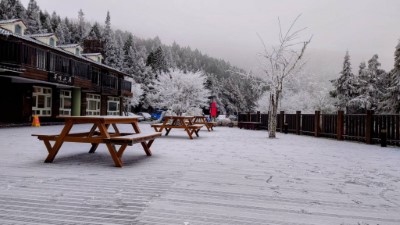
0,0,26,20
50,11,60,32
40,11,52,32
86,22,101,40
25,0,42,34
75,9,85,43
331,51,358,112
381,41,400,113
54,21,68,44
102,11,119,68
146,46,169,75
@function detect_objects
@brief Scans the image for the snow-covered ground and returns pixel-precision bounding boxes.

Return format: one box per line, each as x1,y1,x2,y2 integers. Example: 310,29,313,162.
0,124,399,225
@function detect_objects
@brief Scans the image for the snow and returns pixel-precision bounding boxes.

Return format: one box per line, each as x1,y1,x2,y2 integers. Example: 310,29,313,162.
0,124,399,224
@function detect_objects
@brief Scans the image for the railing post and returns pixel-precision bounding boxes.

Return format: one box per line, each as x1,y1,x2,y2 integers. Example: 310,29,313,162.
296,111,301,135
315,111,320,137
280,111,285,133
257,111,260,122
366,110,373,144
247,112,250,122
337,110,344,140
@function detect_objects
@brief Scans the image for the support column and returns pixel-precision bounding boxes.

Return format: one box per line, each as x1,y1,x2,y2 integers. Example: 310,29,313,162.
71,88,81,116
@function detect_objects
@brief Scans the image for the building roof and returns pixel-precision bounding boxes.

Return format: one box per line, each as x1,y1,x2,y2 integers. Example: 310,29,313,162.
82,53,102,56
57,44,81,48
26,33,55,38
0,27,130,77
0,27,12,36
0,19,25,25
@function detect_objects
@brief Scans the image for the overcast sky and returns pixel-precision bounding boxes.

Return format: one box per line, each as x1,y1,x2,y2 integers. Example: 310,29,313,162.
21,0,400,74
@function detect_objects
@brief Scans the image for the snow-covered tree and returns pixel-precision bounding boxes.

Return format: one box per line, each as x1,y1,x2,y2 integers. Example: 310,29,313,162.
0,0,26,20
86,22,101,40
146,46,169,75
102,11,119,68
54,20,69,44
148,70,210,115
351,54,387,112
381,41,400,113
50,11,60,32
25,0,42,34
259,15,311,138
331,51,359,112
40,11,52,32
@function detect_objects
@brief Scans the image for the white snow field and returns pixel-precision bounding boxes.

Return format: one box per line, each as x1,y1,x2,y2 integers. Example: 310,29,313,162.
0,123,399,225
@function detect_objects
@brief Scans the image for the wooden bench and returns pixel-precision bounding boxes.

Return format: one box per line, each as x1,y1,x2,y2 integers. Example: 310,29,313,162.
103,132,162,156
151,123,203,139
238,122,261,130
206,122,216,130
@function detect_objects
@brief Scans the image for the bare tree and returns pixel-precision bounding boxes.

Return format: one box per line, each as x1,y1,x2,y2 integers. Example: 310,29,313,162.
259,15,312,138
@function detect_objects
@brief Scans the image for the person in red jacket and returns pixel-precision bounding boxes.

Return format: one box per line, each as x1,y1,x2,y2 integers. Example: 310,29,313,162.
210,100,217,122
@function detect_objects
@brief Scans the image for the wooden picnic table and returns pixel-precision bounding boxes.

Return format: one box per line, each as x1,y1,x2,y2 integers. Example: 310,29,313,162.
192,116,216,132
32,116,161,167
151,115,203,139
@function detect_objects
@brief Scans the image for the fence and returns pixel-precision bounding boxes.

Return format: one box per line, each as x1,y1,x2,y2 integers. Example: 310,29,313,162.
238,110,400,146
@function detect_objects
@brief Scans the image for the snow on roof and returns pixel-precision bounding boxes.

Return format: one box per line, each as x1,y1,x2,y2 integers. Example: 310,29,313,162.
26,33,55,38
0,19,24,24
81,53,102,56
0,30,130,77
57,44,81,48
0,27,12,36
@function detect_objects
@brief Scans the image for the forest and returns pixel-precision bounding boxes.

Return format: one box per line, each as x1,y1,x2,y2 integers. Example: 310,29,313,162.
1,0,400,115
0,0,262,115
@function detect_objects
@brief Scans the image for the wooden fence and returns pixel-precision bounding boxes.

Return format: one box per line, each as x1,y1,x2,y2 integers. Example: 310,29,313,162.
238,110,400,146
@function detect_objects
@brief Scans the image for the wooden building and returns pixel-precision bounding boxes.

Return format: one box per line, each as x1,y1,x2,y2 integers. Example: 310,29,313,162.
0,19,133,123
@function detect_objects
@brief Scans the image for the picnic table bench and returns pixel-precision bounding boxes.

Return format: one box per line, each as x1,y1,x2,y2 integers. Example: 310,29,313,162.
192,116,216,132
151,116,203,139
32,116,161,167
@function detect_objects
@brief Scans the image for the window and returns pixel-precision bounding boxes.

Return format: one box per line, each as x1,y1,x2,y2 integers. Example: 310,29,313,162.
59,90,72,115
36,49,46,70
49,37,55,47
107,97,120,115
15,24,22,35
97,56,101,62
75,48,80,55
91,68,101,85
32,86,52,117
86,94,101,115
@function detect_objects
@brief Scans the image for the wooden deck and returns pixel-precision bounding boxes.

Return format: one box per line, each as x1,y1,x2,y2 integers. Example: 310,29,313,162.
0,124,399,224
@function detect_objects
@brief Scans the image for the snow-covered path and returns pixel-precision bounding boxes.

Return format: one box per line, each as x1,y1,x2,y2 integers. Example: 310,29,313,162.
0,124,399,225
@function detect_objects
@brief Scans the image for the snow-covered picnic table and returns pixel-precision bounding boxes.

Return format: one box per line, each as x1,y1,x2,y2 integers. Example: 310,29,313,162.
32,116,161,167
151,115,203,139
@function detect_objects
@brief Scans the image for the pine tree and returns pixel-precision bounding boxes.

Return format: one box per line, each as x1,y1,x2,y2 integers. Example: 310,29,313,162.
40,10,52,32
75,9,85,43
50,11,60,32
146,46,169,76
102,11,119,68
86,22,101,40
25,0,42,34
54,21,67,44
382,41,400,113
331,51,358,112
0,0,26,20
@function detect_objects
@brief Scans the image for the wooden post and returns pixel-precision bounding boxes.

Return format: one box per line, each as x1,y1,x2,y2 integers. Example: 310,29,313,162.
337,110,344,140
296,111,301,135
280,111,285,133
257,111,260,122
365,110,373,144
247,112,250,122
315,111,320,137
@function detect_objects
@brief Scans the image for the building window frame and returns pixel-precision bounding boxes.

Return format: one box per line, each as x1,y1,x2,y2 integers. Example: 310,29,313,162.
36,49,46,70
32,86,52,117
49,37,55,47
59,90,72,116
15,24,22,35
107,97,120,116
86,94,101,115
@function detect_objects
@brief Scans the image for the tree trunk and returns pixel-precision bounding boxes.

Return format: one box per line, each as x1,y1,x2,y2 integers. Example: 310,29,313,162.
268,92,278,138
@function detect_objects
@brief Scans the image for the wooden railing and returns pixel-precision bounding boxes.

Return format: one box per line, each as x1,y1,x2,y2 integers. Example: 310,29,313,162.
238,110,400,146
